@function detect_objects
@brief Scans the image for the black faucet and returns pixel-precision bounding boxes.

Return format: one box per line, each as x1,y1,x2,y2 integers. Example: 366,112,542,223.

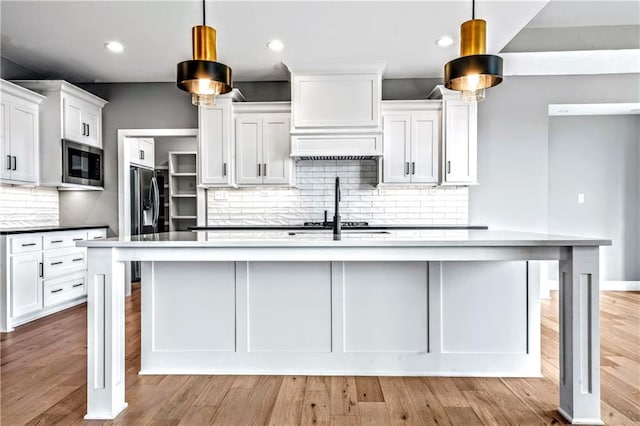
333,176,341,239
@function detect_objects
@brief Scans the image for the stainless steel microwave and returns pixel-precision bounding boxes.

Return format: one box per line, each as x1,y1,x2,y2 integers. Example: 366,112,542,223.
62,140,104,188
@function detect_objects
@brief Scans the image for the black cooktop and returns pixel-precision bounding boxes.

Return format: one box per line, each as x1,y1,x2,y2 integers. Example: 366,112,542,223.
303,221,369,228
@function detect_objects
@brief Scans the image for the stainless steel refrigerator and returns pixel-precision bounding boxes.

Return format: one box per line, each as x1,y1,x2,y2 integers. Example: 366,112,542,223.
130,166,162,281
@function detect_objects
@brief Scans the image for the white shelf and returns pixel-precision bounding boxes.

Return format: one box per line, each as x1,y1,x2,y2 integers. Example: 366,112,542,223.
171,194,197,198
171,172,197,177
168,151,200,231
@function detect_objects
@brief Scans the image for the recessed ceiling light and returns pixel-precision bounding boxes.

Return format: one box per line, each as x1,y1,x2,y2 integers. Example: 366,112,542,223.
435,36,454,47
105,41,124,53
266,40,284,52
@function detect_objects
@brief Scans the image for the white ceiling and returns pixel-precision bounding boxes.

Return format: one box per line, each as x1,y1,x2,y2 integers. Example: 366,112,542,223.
0,0,636,83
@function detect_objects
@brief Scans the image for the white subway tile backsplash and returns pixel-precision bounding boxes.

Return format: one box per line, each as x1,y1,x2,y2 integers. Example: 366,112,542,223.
206,160,468,226
0,185,59,229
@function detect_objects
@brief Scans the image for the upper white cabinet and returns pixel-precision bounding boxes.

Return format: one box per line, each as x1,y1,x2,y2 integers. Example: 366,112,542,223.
128,137,155,169
13,80,107,187
382,101,440,185
198,96,233,186
235,104,292,186
62,94,102,147
0,80,44,185
429,86,478,185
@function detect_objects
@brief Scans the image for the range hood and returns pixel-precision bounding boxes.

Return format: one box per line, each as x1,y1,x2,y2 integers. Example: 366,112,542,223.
285,62,385,159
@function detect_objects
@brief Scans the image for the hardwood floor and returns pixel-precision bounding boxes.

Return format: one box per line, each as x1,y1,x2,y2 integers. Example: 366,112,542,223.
1,287,639,425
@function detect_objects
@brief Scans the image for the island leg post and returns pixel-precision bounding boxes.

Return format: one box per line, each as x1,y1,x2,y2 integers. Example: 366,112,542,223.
558,246,602,425
85,247,128,419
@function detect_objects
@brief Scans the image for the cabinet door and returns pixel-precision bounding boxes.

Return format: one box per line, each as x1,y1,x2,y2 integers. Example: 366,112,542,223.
261,114,291,185
82,103,101,148
443,100,477,184
235,115,262,185
0,100,10,181
382,115,411,183
11,252,42,318
410,112,439,184
62,96,84,143
139,138,155,169
199,106,231,185
9,101,38,183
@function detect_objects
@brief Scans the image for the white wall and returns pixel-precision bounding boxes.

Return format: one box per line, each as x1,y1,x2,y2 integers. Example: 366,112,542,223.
207,160,468,226
0,185,59,228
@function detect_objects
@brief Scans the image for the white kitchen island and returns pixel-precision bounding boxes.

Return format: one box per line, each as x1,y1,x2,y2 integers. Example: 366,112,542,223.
78,230,610,424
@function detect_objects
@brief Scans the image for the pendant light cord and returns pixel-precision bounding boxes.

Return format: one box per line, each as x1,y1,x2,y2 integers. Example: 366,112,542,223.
472,0,475,19
202,0,206,26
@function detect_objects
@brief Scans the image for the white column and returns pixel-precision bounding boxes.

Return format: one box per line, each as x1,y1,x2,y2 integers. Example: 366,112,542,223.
558,246,602,425
85,247,128,419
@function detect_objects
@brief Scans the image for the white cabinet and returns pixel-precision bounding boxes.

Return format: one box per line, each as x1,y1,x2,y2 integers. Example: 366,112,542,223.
382,106,439,185
12,80,107,188
1,227,108,332
442,100,477,185
61,92,102,148
10,252,43,318
428,85,478,186
128,137,155,169
0,80,44,184
235,110,292,186
199,98,233,186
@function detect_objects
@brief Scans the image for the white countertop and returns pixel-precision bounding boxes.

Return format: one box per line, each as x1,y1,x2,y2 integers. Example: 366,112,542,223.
76,230,611,248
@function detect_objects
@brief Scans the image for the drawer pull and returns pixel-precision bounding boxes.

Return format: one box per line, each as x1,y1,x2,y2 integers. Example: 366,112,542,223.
21,243,37,247
39,262,43,278
51,240,63,244
92,236,104,240
51,288,63,294
73,238,84,241
50,261,64,266
72,258,83,262
72,283,84,288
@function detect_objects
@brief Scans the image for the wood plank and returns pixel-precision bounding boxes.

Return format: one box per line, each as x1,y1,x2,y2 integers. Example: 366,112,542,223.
378,377,423,426
301,377,331,426
403,377,452,426
330,376,358,416
268,376,307,425
355,376,385,402
358,402,393,426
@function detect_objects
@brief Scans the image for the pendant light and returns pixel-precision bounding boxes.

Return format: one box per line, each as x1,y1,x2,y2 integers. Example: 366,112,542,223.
177,0,232,108
444,0,503,102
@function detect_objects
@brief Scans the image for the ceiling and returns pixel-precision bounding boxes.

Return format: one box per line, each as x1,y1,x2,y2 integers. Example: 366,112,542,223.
1,0,638,83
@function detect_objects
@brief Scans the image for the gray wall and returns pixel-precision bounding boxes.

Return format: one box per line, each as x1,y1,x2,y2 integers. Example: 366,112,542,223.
1,57,46,80
548,115,639,281
469,74,640,233
59,83,198,235
154,136,198,168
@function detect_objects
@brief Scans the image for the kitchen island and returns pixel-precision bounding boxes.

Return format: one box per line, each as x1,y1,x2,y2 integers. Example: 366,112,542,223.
79,230,610,424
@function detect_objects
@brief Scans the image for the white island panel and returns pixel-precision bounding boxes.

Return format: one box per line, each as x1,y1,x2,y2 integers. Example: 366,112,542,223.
343,261,428,353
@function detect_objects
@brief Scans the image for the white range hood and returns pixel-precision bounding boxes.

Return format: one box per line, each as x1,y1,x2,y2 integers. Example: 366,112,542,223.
285,62,386,159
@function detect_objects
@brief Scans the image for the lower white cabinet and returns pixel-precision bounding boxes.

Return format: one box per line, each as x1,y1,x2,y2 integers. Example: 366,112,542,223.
10,252,43,318
1,227,107,332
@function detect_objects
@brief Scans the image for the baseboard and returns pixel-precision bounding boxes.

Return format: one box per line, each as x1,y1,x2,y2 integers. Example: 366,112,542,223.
545,280,640,292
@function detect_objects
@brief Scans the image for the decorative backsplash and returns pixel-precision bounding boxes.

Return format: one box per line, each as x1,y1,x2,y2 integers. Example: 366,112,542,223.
207,160,468,226
0,185,59,229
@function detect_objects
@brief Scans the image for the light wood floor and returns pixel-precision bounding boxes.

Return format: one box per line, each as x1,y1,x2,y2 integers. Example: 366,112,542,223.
1,287,639,425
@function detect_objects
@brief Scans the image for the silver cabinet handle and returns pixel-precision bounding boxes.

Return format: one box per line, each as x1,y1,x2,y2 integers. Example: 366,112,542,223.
72,258,83,262
223,162,227,177
405,162,409,175
39,262,43,278
140,150,144,160
257,163,261,177
82,123,87,136
447,161,451,174
51,288,63,294
72,283,83,288
51,240,63,243
86,124,90,137
263,163,267,177
22,243,37,247
6,155,10,170
73,238,83,241
92,236,104,240
50,261,63,266
411,162,416,175
12,156,16,171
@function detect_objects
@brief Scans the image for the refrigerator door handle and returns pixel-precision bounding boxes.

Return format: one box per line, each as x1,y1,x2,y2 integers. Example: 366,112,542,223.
151,176,160,230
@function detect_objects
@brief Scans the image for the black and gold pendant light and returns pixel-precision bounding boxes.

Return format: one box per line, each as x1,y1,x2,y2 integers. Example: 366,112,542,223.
444,0,503,102
177,0,232,108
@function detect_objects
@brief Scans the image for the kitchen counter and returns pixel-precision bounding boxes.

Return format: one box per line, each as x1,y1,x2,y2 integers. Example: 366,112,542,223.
189,225,490,231
0,224,108,235
80,230,609,424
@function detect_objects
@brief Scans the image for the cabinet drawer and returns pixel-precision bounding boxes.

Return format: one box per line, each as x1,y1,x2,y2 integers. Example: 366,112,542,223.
43,249,85,278
43,272,86,307
87,229,107,240
43,232,86,250
10,235,42,254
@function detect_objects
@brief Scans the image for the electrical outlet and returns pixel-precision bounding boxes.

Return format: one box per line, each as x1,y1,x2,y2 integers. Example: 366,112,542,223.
259,191,269,197
214,191,229,200
577,193,585,204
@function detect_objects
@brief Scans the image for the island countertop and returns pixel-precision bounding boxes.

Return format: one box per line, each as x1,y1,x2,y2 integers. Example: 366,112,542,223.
77,229,611,248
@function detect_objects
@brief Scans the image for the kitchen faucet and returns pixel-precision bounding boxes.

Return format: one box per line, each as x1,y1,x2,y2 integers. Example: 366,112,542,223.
333,176,341,240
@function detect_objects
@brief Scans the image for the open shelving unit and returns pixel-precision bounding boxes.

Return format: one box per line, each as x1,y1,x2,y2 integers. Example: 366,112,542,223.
168,151,199,231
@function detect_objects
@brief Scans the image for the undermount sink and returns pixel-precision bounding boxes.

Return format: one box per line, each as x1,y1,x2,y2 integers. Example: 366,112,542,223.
287,230,391,236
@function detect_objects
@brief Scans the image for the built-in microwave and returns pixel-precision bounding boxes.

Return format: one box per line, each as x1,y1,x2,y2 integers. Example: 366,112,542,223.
62,140,104,188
